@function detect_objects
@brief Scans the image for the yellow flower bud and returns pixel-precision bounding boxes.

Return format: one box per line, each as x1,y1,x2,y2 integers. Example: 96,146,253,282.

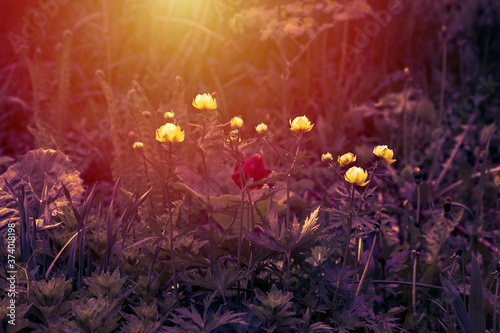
344,166,370,186
132,142,144,150
142,111,152,119
228,129,241,143
230,116,244,129
373,145,396,164
192,93,217,110
155,123,185,143
164,111,175,120
337,152,356,167
321,152,333,163
255,123,268,134
289,115,314,134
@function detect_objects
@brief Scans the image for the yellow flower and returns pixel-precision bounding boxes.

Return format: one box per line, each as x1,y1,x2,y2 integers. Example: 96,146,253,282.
373,145,396,164
344,166,369,186
289,115,314,134
337,152,356,167
132,142,144,150
255,123,268,134
321,152,333,163
230,116,244,129
192,93,217,110
164,111,175,120
156,123,185,143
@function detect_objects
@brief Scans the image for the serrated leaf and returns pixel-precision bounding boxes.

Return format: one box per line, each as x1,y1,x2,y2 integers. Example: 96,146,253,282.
0,149,84,227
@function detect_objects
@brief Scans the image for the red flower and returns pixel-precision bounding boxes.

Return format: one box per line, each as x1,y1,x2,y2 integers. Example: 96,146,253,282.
231,153,271,190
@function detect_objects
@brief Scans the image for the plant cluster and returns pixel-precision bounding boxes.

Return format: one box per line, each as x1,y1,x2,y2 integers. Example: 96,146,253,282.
1,0,500,332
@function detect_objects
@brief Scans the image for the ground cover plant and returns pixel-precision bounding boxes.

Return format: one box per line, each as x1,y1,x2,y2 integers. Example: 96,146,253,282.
0,0,499,332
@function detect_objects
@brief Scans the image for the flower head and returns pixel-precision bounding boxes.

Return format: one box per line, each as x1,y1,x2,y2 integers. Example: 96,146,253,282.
289,115,314,134
132,142,144,150
373,145,396,164
337,152,356,167
344,166,369,186
321,152,333,163
164,111,175,120
192,93,217,110
155,123,185,143
230,116,244,129
231,153,271,190
255,123,268,134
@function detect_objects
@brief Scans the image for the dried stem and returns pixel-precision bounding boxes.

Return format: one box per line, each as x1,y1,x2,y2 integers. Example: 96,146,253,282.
355,233,377,296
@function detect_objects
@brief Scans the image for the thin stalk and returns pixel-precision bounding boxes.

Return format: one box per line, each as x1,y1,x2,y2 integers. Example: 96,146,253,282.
286,135,302,231
355,233,377,296
412,254,418,315
333,183,356,303
449,260,456,280
246,190,255,230
199,148,214,275
361,159,381,203
416,184,421,227
402,79,409,160
236,144,246,272
494,277,499,332
166,142,178,300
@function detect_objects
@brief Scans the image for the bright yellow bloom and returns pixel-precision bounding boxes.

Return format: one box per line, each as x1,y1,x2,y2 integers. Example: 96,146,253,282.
289,115,314,134
321,152,333,163
164,111,175,120
132,142,144,150
337,152,356,167
230,116,244,129
373,145,396,164
255,123,268,134
156,123,185,143
192,93,217,110
344,166,369,186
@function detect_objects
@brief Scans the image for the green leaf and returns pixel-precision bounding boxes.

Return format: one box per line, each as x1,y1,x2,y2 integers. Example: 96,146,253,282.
440,275,473,333
0,149,84,227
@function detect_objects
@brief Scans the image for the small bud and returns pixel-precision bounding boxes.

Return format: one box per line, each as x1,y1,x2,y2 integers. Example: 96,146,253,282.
412,242,423,257
321,152,333,163
413,167,422,185
451,249,462,260
230,116,244,129
479,150,485,164
164,111,175,120
143,111,152,118
132,142,144,150
255,123,268,135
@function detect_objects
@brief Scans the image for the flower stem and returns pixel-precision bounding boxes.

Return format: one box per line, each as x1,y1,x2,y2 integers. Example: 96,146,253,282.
166,142,178,301
333,183,356,303
494,276,499,332
199,148,214,275
355,233,377,296
286,135,301,231
412,254,418,315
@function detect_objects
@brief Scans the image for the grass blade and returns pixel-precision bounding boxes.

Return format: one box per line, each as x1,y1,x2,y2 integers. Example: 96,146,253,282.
440,274,473,333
